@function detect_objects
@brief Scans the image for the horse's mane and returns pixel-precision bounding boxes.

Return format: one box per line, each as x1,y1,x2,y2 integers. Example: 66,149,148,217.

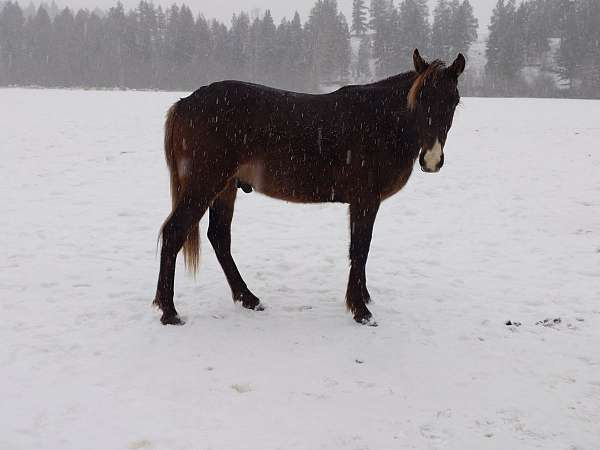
356,60,447,111
364,70,416,90
407,60,446,111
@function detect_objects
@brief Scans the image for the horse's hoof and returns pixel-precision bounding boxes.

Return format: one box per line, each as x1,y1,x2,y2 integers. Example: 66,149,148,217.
355,315,378,327
242,299,264,311
161,313,185,325
236,291,263,311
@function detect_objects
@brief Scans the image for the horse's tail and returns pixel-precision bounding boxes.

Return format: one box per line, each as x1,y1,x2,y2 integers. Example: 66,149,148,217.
162,101,200,274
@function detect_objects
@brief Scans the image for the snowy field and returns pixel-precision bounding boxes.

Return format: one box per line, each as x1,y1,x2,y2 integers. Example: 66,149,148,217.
1,88,599,450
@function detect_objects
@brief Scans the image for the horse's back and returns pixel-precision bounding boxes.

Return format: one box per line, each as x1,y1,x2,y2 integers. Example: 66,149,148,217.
183,80,316,107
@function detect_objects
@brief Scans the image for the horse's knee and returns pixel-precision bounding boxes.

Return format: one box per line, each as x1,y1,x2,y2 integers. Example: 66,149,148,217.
207,226,218,246
207,225,227,250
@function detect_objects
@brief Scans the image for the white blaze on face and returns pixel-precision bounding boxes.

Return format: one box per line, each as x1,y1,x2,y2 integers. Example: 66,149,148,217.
423,139,443,171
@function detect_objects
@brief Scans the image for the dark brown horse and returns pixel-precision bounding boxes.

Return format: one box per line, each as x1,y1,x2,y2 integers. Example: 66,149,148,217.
153,49,465,326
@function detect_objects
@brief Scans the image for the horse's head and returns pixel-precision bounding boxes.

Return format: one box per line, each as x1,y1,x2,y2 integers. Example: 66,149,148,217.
407,49,465,173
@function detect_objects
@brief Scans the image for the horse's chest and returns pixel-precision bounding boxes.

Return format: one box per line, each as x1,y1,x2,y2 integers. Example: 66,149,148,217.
380,166,414,200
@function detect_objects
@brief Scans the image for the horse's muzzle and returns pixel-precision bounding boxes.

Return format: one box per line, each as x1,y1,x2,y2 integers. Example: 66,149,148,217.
421,164,440,173
419,140,444,173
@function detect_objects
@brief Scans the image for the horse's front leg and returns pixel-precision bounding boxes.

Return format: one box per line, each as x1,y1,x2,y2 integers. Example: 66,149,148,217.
346,200,380,325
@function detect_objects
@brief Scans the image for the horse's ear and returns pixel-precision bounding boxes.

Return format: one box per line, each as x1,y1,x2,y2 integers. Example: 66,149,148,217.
413,49,428,74
449,53,466,78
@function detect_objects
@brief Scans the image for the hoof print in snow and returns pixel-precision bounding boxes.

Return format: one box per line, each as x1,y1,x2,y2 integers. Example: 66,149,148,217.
355,359,365,364
283,305,313,312
504,320,522,327
128,440,152,449
536,317,561,327
231,383,253,394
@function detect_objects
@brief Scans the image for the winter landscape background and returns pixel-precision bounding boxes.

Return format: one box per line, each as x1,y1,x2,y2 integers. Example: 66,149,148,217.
0,0,599,97
1,0,600,449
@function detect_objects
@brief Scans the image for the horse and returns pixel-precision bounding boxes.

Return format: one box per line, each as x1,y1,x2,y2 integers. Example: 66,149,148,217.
153,49,465,326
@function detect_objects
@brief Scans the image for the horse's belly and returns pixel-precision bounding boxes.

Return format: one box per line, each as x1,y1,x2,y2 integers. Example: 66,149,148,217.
236,161,343,203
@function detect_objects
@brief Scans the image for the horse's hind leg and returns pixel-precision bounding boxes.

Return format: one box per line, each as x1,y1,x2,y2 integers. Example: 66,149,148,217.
155,168,236,324
346,200,380,325
208,181,263,310
155,192,208,324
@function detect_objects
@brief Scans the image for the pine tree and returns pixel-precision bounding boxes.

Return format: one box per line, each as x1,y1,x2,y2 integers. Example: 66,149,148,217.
558,0,600,96
431,0,452,60
52,7,78,86
581,0,600,96
27,6,53,85
354,34,371,80
486,0,524,93
0,1,26,84
229,12,251,80
306,0,349,86
164,4,180,79
522,0,551,62
396,0,430,70
351,0,368,35
256,10,277,84
448,0,478,57
210,19,229,81
136,1,159,87
121,8,140,87
73,9,89,84
177,5,196,66
192,14,211,84
104,2,127,86
82,11,103,86
486,0,505,81
288,11,309,91
336,12,352,81
369,0,394,77
274,17,291,87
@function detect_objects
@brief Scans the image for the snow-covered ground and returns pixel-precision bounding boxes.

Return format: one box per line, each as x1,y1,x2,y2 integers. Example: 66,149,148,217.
1,88,599,450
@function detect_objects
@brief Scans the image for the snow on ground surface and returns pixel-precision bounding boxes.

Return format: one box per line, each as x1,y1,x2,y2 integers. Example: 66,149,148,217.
1,88,599,450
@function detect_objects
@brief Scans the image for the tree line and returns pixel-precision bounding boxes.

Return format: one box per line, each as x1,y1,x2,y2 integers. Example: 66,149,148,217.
0,0,350,91
0,0,598,97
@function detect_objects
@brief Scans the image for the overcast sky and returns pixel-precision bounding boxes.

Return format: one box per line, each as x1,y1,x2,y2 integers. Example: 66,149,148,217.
51,0,497,32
